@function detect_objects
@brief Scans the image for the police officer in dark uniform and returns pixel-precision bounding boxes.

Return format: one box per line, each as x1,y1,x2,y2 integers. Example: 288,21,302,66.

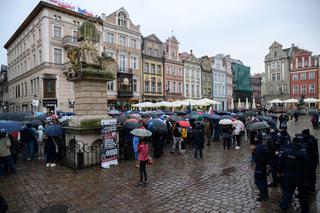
301,129,319,194
278,137,311,213
252,134,269,202
266,128,279,187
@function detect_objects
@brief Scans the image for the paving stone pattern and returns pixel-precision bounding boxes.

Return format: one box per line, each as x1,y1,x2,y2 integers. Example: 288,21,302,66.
0,116,319,212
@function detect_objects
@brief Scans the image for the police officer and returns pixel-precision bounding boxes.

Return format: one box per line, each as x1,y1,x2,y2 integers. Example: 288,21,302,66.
266,128,279,187
252,134,269,202
278,137,310,213
277,127,291,147
301,129,319,194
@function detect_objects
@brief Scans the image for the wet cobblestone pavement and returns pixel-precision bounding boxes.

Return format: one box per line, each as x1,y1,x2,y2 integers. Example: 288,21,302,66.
1,116,320,212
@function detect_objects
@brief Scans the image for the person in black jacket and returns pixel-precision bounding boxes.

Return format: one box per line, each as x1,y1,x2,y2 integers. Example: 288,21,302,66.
192,123,204,159
44,134,57,167
266,128,279,187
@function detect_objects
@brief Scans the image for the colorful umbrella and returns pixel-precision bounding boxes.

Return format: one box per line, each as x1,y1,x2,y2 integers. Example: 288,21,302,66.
177,120,190,128
129,113,141,119
219,119,233,125
124,118,140,129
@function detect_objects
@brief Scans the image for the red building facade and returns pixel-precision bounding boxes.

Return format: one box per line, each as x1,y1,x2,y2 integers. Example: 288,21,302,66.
290,49,319,99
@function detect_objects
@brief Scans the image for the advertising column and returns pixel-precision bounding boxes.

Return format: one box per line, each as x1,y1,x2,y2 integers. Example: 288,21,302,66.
101,119,118,169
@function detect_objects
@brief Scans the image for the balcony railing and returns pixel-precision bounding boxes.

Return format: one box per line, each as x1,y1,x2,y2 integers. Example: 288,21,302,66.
118,90,133,97
118,67,133,74
62,36,78,48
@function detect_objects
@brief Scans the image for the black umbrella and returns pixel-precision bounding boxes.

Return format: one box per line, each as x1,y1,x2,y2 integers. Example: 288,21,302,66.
23,119,44,127
148,119,168,134
116,115,127,125
163,111,175,115
256,116,276,126
169,115,183,122
248,122,270,131
243,111,257,116
175,111,187,116
308,109,319,116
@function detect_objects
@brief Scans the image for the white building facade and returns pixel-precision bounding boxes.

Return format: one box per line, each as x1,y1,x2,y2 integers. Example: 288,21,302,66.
211,54,227,111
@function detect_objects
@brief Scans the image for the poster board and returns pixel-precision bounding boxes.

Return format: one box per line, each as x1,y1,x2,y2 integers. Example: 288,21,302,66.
101,119,118,169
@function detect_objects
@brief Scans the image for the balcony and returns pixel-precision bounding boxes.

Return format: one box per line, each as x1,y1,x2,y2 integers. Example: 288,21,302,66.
62,36,78,49
118,90,133,97
117,71,133,97
118,67,133,74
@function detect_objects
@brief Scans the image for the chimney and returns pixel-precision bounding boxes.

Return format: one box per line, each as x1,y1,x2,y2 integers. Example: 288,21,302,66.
291,43,295,47
137,25,141,32
190,50,193,54
101,13,106,20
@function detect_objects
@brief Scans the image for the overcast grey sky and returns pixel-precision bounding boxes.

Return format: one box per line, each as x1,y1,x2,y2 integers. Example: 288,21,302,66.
1,0,319,73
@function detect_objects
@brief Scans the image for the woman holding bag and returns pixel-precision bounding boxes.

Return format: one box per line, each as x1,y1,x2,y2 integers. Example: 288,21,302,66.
137,137,149,187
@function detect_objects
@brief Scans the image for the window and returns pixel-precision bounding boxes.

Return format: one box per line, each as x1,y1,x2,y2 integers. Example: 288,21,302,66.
25,82,27,96
276,73,280,81
107,33,114,43
130,56,137,69
173,81,176,93
33,54,36,67
157,65,161,75
151,80,156,93
119,54,126,71
39,50,42,64
309,72,315,80
191,84,195,97
301,85,306,94
283,84,288,92
305,60,309,67
157,82,162,93
145,81,149,92
309,84,315,94
271,62,276,70
133,79,137,92
147,47,152,55
196,85,200,97
31,79,33,93
53,48,62,64
271,73,276,81
107,81,114,90
186,84,189,96
72,31,78,42
144,62,149,73
119,35,126,46
301,73,306,80
118,11,127,28
277,61,281,69
107,52,114,58
131,39,137,48
53,26,62,38
293,73,298,81
274,51,277,57
298,60,302,68
166,81,170,92
178,82,181,93
151,64,156,74
38,28,41,40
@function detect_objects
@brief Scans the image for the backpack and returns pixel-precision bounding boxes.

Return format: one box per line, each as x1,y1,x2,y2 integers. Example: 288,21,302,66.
181,128,187,139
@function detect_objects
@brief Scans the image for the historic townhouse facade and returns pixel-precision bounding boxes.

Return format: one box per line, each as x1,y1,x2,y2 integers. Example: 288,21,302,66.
211,54,227,111
290,49,319,100
199,56,212,99
101,8,142,111
4,1,101,113
251,73,262,106
264,41,294,103
163,36,184,101
224,55,233,110
181,51,201,99
141,34,163,102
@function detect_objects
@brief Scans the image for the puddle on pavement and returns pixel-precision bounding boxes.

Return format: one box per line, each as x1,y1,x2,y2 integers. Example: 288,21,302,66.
220,167,236,176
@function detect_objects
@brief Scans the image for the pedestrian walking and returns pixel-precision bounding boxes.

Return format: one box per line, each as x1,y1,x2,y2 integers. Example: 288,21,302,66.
20,123,37,160
192,123,204,159
152,132,162,158
37,125,44,160
0,129,16,175
181,126,188,153
266,128,279,187
213,120,221,142
137,138,149,187
278,137,310,213
252,134,269,202
44,134,57,167
171,123,182,154
221,124,233,149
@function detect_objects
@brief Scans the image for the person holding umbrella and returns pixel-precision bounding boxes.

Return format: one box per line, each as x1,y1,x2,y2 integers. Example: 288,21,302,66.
44,134,57,167
171,123,182,154
0,129,16,175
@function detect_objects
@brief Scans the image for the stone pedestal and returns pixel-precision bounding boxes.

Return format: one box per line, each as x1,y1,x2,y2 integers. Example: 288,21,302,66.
74,78,108,116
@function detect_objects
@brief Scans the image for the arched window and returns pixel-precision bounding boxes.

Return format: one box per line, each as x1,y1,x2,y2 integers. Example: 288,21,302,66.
118,11,127,28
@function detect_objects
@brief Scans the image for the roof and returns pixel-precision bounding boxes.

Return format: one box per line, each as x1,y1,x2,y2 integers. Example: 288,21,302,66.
167,35,179,44
4,1,101,49
269,41,282,49
144,34,162,44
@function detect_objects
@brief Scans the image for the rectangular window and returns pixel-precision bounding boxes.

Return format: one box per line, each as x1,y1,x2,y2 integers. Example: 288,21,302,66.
157,82,161,93
133,79,137,92
107,81,114,90
151,64,156,74
178,82,181,93
309,84,315,94
39,50,42,64
271,62,276,70
157,65,161,75
31,79,33,93
147,47,152,55
119,35,126,46
301,73,306,80
130,57,137,69
53,26,62,38
145,81,149,92
173,81,176,93
271,73,276,81
151,81,156,93
301,85,306,94
131,39,137,48
119,54,126,71
154,49,158,57
38,28,41,40
196,85,200,97
186,84,189,96
293,73,298,81
53,48,62,64
191,85,195,97
107,33,114,43
166,81,170,92
144,62,149,73
36,77,39,92
309,72,315,80
276,73,280,81
25,82,27,96
43,79,56,98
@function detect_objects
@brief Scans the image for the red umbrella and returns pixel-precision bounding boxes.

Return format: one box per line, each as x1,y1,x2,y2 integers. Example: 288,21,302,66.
177,120,190,128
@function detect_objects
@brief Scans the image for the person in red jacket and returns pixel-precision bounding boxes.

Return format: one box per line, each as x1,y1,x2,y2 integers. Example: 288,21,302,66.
137,138,149,187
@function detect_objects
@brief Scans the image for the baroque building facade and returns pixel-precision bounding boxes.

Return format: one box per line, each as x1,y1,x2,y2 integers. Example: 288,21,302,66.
163,36,184,101
141,34,163,102
181,51,201,99
199,56,212,99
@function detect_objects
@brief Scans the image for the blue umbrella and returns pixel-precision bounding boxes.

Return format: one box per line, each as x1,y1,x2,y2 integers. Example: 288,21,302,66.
0,120,22,133
43,125,64,136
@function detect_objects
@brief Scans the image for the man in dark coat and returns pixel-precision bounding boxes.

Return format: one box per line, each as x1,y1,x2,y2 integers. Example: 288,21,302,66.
266,128,279,187
192,123,204,159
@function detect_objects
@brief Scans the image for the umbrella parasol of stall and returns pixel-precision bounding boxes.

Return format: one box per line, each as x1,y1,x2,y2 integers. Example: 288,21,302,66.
304,98,320,108
200,98,220,105
0,112,33,121
177,120,190,128
218,119,233,125
248,121,270,131
43,125,64,137
252,98,256,110
130,128,152,137
124,118,141,129
245,98,249,110
0,120,22,133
